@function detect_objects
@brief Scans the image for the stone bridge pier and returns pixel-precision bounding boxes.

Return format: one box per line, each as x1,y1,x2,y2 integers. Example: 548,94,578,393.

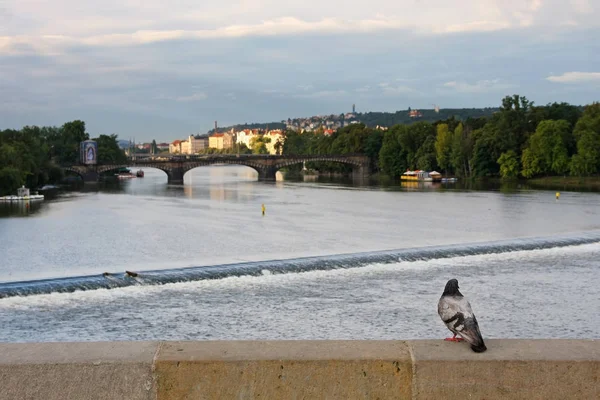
168,167,185,185
256,167,278,181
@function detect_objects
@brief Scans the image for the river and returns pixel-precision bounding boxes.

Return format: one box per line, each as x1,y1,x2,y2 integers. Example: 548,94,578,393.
1,166,599,342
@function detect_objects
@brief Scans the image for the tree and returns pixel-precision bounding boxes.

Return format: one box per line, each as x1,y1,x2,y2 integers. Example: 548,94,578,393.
94,134,127,164
250,136,270,154
570,131,600,176
59,120,89,164
498,151,520,179
520,120,571,177
435,123,453,175
151,140,158,154
379,125,406,176
0,167,23,195
471,127,501,177
450,123,474,178
398,122,435,169
495,94,532,154
415,135,437,171
570,103,600,175
273,139,283,155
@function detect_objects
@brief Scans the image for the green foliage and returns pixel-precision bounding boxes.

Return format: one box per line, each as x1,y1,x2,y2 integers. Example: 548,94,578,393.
379,125,407,176
570,103,600,176
498,151,520,179
398,122,429,168
0,120,125,195
250,136,271,154
521,120,572,178
471,128,500,177
450,123,474,178
94,134,127,164
435,124,452,173
0,167,23,194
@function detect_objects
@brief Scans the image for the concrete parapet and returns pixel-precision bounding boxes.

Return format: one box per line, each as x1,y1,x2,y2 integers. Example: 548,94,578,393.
0,340,597,400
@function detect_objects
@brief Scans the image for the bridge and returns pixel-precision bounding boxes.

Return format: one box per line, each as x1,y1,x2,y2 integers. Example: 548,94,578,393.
63,154,372,184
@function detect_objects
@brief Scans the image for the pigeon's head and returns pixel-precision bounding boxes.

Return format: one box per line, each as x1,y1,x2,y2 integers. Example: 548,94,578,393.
442,279,461,296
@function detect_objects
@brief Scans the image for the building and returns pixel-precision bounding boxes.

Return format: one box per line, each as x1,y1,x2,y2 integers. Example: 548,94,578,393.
209,132,235,149
169,135,210,154
235,129,260,149
169,140,182,153
187,134,209,153
409,109,423,118
157,143,169,151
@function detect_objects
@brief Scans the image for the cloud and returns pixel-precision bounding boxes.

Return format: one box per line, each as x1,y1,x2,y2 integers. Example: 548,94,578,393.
443,79,516,93
2,0,600,139
3,0,600,56
154,92,208,102
546,71,600,84
176,93,208,102
293,90,348,99
379,84,417,96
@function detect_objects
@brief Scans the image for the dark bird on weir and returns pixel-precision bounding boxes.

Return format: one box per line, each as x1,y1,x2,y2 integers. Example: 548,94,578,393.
437,279,487,353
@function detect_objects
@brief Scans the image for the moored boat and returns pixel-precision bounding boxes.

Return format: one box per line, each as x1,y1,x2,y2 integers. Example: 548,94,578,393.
401,170,442,182
136,170,144,178
115,168,135,179
0,186,44,201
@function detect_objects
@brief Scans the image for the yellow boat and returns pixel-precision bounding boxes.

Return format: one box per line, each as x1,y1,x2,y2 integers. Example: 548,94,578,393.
401,170,442,182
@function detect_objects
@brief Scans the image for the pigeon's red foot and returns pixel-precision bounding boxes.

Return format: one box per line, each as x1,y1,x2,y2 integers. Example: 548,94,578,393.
444,337,464,342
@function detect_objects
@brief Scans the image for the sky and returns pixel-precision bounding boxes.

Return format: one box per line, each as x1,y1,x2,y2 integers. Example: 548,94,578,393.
1,0,599,142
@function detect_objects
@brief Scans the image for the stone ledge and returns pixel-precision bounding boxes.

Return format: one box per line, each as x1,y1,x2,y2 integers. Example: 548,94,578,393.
0,340,597,400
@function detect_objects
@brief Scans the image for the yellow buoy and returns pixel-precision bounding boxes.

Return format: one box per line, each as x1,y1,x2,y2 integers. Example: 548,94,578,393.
556,192,560,200
261,204,266,216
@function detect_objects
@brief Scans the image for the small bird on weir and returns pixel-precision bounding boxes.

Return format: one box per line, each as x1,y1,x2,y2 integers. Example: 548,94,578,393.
437,279,487,353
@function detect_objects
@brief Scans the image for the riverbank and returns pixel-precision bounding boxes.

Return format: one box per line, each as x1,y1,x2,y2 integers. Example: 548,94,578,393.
527,176,600,191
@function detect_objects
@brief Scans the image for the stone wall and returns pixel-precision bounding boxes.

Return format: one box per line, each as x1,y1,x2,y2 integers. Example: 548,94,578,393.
0,340,597,399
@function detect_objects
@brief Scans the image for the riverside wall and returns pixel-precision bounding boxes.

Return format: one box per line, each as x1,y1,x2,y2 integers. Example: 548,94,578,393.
0,340,597,400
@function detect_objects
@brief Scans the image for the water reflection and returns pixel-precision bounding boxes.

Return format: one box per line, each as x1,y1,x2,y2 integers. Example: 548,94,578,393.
0,200,48,217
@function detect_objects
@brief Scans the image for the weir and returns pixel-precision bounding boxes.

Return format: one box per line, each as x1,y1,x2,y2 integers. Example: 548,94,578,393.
1,231,600,299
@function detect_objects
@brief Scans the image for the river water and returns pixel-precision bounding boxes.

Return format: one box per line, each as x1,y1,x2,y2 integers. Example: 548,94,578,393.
1,166,599,342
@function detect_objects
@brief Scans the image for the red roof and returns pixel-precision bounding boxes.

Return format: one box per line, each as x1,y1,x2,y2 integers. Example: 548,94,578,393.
172,140,181,145
211,133,224,137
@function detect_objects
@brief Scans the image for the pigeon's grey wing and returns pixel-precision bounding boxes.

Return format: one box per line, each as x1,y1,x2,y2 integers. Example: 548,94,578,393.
458,314,486,351
438,296,473,334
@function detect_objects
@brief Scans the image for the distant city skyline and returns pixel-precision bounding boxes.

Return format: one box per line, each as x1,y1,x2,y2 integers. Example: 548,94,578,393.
1,1,599,142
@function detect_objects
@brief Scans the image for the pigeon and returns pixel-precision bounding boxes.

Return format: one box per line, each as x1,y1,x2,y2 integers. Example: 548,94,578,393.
437,279,487,353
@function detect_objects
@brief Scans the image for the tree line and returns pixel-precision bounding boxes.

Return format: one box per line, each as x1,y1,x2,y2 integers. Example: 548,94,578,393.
282,95,599,179
0,120,126,195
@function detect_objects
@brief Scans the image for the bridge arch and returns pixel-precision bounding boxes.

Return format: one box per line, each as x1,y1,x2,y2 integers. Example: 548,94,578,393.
180,160,263,176
99,164,172,176
62,166,86,180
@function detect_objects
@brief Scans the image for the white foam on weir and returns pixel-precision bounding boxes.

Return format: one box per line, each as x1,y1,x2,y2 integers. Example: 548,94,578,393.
2,230,600,298
1,241,598,310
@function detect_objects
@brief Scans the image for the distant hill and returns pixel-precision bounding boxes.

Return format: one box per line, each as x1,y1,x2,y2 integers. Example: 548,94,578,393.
209,108,499,133
356,107,499,127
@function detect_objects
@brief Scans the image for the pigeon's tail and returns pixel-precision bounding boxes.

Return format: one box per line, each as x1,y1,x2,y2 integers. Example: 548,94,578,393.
462,317,487,353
